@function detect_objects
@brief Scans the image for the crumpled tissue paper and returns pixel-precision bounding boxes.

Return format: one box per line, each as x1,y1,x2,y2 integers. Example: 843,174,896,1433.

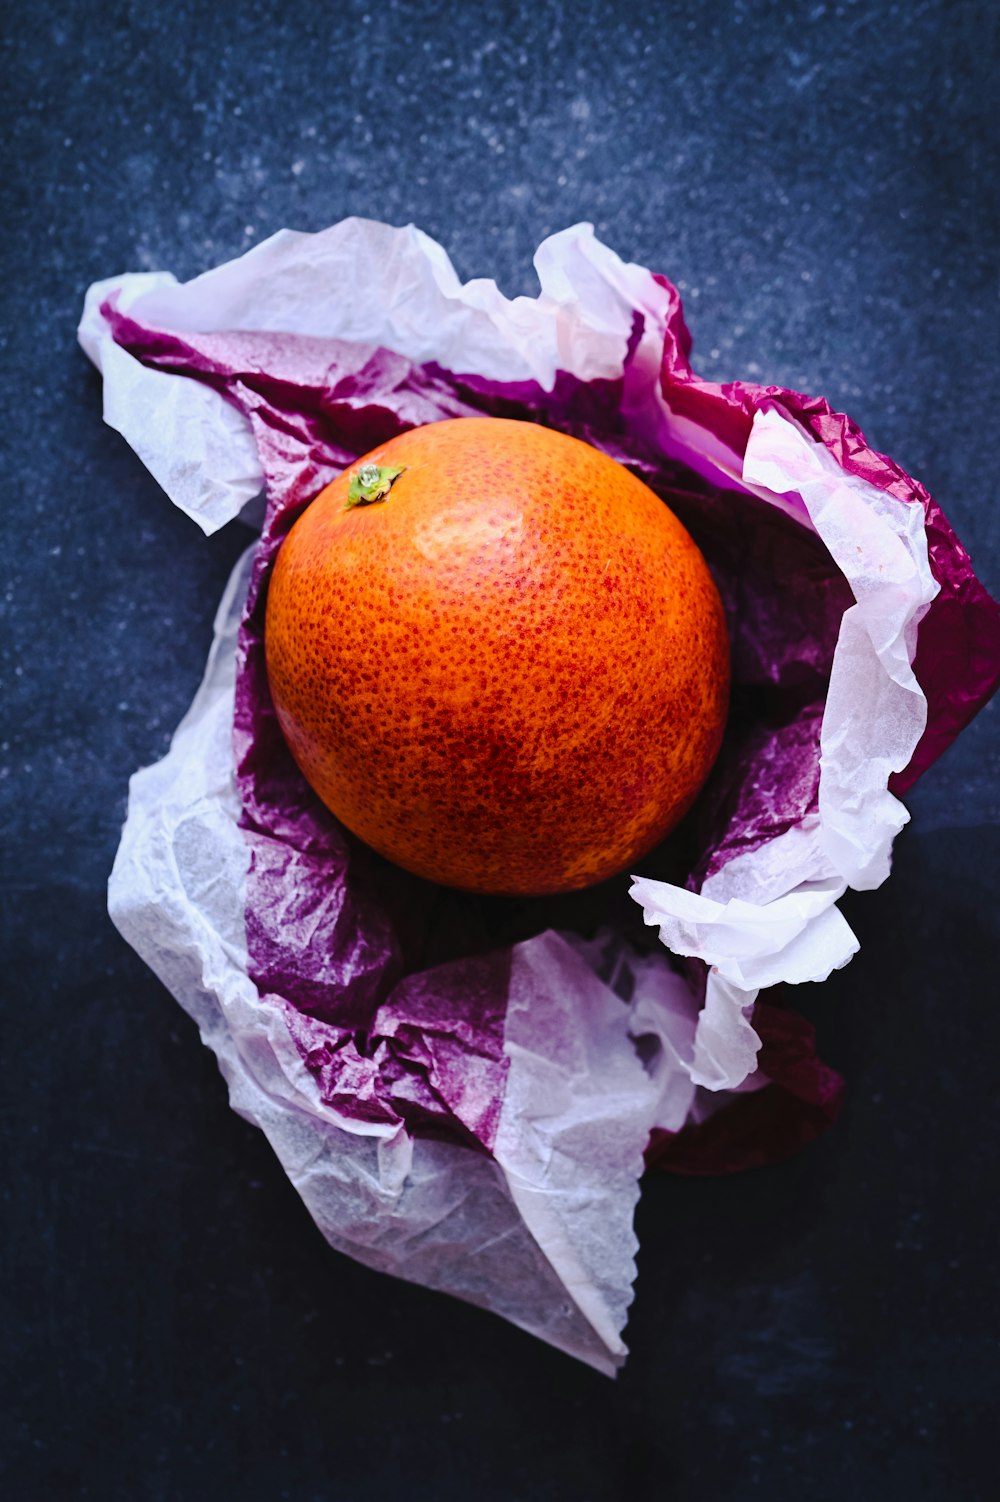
79,219,1000,1374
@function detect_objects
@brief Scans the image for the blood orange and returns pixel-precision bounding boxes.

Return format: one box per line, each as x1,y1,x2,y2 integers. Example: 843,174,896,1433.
265,417,729,895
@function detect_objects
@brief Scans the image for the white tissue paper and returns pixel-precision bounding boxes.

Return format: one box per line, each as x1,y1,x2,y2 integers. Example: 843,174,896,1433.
84,218,937,1372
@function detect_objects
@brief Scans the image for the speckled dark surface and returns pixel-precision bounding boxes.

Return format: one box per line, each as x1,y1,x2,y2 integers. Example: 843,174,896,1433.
3,2,999,1498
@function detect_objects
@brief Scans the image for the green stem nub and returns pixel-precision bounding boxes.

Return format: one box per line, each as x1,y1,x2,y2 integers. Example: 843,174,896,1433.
346,462,406,508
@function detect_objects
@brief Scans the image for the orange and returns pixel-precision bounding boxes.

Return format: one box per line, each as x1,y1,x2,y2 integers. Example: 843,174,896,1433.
264,417,729,895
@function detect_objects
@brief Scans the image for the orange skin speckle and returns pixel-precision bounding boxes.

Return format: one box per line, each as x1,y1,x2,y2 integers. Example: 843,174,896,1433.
265,417,730,895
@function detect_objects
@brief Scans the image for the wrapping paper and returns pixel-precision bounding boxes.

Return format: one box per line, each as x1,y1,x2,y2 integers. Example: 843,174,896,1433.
82,219,1000,1372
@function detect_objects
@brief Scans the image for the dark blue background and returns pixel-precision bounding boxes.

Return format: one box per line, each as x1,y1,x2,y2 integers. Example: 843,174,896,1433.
3,2,998,1497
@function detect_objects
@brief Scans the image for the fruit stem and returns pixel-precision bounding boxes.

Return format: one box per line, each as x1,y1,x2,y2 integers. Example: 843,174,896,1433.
346,462,406,508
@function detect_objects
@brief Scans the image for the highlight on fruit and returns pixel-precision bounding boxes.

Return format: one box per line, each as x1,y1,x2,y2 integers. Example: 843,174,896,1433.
264,417,730,895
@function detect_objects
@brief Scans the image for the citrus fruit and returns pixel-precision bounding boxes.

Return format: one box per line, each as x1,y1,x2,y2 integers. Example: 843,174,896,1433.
264,417,729,895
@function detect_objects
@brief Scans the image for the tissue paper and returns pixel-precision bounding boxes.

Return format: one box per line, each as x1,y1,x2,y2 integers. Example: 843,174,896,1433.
83,219,1000,1370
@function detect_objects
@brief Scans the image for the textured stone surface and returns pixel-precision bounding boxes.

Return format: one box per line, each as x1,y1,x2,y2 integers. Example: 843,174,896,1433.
2,1,998,1497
